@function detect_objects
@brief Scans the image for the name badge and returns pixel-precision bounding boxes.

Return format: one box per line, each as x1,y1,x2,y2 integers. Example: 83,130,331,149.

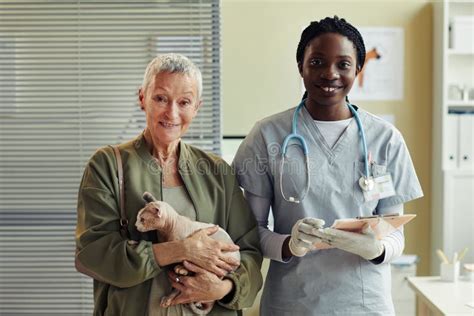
363,174,396,202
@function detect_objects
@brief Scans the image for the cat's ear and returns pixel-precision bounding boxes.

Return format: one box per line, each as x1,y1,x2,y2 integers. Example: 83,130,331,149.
143,192,157,203
154,205,162,218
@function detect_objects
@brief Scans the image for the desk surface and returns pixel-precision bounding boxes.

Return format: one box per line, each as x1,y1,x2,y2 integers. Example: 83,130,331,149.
407,276,474,315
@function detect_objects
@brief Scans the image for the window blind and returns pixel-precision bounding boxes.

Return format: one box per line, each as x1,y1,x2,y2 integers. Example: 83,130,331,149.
0,1,221,314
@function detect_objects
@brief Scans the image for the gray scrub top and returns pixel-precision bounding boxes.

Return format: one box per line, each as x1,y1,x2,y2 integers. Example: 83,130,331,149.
233,105,423,315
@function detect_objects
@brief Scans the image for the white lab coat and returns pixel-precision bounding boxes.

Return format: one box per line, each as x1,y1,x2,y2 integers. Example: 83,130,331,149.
232,104,423,315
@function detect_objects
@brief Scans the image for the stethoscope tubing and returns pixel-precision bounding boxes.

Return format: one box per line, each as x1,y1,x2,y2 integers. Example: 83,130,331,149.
347,103,370,181
280,99,370,203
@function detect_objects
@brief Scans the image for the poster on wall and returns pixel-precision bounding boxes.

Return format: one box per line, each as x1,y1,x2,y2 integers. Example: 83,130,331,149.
349,27,404,101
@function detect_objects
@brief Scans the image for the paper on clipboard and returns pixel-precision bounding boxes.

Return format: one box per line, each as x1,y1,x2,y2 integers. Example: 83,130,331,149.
314,214,416,250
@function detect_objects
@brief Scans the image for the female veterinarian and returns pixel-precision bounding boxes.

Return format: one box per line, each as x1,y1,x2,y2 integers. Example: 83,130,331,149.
233,16,423,315
75,53,262,315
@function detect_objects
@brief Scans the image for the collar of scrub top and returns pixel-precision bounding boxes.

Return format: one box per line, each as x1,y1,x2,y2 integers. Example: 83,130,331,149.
279,99,373,204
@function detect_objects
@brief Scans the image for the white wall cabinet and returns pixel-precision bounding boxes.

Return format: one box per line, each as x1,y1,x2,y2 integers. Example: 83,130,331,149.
458,115,474,169
432,0,474,275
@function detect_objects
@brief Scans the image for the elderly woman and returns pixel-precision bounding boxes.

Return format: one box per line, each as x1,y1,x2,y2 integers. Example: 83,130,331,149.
75,53,263,315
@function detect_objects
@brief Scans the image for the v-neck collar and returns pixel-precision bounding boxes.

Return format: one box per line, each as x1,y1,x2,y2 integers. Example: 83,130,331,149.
134,132,190,172
132,132,205,221
298,104,367,164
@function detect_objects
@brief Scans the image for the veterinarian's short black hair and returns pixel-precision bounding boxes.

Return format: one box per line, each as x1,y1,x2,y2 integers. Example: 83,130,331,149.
296,16,366,72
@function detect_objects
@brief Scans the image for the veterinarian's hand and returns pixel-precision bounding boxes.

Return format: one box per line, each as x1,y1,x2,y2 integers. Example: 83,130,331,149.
288,218,325,257
167,260,234,305
182,226,240,277
312,224,384,260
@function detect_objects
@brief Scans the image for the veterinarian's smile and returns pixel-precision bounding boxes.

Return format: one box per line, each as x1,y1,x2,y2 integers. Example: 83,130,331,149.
316,84,343,96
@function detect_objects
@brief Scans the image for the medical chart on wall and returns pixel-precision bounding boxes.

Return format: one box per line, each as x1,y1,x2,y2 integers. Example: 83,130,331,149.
349,27,404,101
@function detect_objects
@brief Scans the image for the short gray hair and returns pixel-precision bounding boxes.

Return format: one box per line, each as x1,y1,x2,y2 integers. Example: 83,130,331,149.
141,53,202,99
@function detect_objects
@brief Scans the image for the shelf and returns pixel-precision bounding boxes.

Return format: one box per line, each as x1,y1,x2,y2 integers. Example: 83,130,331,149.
449,0,474,4
447,100,474,106
448,49,474,56
448,105,474,114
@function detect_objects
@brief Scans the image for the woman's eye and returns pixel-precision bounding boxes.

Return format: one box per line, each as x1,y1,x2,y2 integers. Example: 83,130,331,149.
180,100,191,107
155,96,167,103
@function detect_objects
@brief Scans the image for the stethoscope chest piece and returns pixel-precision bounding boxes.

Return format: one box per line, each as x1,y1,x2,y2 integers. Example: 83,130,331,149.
359,176,375,192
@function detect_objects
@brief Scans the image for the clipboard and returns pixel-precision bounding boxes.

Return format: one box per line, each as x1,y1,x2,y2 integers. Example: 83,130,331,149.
313,214,416,249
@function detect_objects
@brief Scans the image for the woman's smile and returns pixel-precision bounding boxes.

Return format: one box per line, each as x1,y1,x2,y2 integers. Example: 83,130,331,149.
159,121,180,129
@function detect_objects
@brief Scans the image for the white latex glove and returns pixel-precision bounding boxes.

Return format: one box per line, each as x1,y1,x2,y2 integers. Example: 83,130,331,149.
288,218,326,257
314,224,384,260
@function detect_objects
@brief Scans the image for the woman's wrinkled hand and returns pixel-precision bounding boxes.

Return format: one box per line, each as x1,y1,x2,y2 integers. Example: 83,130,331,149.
167,261,234,305
181,226,240,277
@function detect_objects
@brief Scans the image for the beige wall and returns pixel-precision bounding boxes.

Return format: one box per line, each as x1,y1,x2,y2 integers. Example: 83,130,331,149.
222,0,433,275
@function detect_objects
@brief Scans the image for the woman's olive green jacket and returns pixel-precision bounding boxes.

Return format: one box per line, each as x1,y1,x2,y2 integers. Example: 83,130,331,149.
76,133,263,315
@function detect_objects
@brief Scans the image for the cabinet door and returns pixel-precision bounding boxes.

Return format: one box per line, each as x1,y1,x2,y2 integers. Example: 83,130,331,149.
445,172,474,264
459,115,474,170
445,115,459,169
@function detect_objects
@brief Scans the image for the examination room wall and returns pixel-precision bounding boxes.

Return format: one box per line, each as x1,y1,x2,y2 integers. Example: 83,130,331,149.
222,0,433,275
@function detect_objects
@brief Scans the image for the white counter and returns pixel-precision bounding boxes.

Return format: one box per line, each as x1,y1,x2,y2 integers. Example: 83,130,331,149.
407,276,474,315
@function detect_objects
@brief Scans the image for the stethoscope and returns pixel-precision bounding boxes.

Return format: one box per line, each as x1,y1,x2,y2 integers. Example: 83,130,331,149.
279,99,374,204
